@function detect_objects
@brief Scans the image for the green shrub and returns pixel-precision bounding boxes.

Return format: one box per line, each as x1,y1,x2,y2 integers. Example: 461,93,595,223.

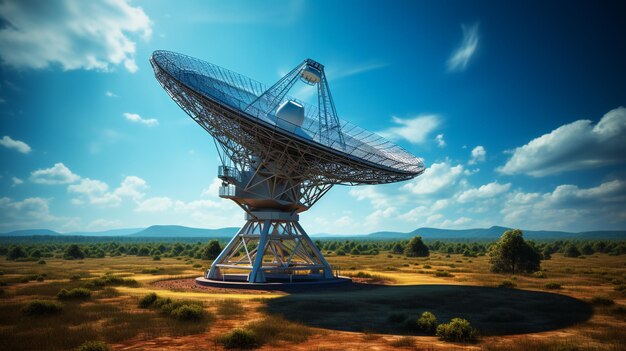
436,318,478,343
20,277,30,283
36,275,45,282
220,328,261,349
171,304,205,321
192,263,202,268
498,280,517,288
416,311,437,334
37,259,46,265
75,341,110,351
22,300,63,315
57,288,92,300
532,271,547,278
590,296,614,306
138,292,158,308
423,265,432,269
544,282,562,289
70,274,82,281
435,270,453,277
152,255,161,261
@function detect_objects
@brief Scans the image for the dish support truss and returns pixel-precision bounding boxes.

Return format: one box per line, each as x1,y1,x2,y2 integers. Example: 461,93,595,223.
207,212,333,283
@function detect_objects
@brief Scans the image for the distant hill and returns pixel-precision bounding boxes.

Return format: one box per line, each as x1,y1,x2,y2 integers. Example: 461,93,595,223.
66,228,144,236
1,229,61,236
365,226,626,240
128,225,238,238
1,225,624,240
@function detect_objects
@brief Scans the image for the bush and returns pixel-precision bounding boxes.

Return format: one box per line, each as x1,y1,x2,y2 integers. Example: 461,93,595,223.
152,255,161,261
138,292,158,308
488,230,541,274
405,236,429,257
64,244,85,260
36,275,45,282
563,244,581,258
201,240,222,260
532,271,547,278
171,304,205,321
590,296,614,306
22,300,63,315
75,341,110,351
37,259,46,265
70,274,82,281
436,318,478,343
416,311,437,334
498,280,517,288
219,328,261,349
435,270,454,277
57,288,91,300
544,282,562,289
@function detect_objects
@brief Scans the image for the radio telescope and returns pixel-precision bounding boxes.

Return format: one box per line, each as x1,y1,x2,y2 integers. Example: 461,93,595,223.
150,51,425,284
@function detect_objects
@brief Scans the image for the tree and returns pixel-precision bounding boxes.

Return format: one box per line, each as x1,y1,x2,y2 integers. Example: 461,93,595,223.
201,240,222,260
563,244,581,258
7,246,27,260
404,236,429,257
391,243,404,254
63,244,85,260
488,229,540,274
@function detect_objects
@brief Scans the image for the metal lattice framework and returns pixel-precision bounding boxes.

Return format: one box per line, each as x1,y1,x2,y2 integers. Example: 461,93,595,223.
150,50,425,283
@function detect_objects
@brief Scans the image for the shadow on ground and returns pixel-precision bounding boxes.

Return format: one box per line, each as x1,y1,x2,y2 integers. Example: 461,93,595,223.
265,284,593,335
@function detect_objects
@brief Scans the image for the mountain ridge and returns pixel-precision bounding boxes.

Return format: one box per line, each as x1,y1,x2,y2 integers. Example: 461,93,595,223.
1,225,624,240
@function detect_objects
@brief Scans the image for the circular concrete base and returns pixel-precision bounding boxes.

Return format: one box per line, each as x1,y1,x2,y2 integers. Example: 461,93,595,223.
195,275,352,291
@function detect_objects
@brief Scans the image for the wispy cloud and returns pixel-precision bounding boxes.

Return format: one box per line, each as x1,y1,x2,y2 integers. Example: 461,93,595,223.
447,23,479,72
0,135,31,154
123,113,159,127
379,115,440,144
105,91,118,98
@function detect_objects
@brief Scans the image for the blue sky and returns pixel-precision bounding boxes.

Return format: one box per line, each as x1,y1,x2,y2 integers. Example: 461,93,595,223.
0,0,625,234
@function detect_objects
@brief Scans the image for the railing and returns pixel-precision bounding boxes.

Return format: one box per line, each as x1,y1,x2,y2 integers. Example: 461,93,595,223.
219,184,237,198
218,165,241,182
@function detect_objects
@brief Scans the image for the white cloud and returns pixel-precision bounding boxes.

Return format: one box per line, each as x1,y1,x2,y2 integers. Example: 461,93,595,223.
0,135,31,154
11,176,23,187
30,163,80,185
499,107,626,177
469,145,486,164
69,175,147,207
0,196,74,231
435,134,446,148
457,181,511,203
441,217,473,228
501,179,626,231
0,0,152,73
105,90,118,97
403,161,465,195
135,196,173,212
124,112,159,127
447,23,479,72
379,115,440,144
349,186,390,208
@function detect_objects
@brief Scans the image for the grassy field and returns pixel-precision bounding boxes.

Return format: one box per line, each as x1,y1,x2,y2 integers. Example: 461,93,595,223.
0,252,624,350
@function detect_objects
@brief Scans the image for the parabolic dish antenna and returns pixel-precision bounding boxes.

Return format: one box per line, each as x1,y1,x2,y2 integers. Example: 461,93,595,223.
150,50,425,284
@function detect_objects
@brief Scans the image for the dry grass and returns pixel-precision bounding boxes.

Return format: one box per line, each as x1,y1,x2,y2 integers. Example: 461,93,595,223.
0,252,624,351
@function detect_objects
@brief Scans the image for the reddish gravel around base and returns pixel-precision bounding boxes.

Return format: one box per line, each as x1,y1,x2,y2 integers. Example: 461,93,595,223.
151,278,280,295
